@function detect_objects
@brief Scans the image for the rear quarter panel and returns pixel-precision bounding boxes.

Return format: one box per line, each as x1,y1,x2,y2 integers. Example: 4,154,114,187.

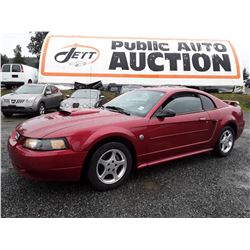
208,105,244,147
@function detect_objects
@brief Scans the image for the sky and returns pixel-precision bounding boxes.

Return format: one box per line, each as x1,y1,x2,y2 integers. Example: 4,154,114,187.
0,0,249,71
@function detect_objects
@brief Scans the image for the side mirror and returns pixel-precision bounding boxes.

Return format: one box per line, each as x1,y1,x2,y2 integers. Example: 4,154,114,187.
66,94,70,98
156,109,176,119
45,90,52,96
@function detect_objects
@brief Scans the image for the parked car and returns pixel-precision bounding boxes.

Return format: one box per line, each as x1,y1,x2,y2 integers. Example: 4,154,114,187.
60,89,104,110
8,87,245,190
1,64,38,89
1,84,64,117
245,79,250,88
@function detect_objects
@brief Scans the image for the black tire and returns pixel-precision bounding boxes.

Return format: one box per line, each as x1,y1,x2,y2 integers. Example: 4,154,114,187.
28,79,32,84
37,102,46,115
214,126,235,157
87,142,133,191
2,112,13,117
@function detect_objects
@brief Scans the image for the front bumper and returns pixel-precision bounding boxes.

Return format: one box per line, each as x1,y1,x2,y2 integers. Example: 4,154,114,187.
8,134,87,181
2,105,38,114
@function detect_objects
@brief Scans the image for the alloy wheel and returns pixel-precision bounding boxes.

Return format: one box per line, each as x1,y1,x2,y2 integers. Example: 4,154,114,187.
96,149,127,185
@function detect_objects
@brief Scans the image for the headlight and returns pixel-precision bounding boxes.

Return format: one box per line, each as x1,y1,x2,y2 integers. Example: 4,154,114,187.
81,104,88,108
61,102,69,108
23,138,68,151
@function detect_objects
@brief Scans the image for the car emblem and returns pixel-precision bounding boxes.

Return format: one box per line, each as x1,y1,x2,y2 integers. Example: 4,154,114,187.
11,99,16,104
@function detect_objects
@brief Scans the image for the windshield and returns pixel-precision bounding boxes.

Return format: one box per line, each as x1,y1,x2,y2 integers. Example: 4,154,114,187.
104,90,165,117
15,85,45,94
71,90,98,99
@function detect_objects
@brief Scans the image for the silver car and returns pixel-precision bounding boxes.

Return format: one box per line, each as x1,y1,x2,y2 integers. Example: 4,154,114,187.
60,89,104,110
1,84,64,117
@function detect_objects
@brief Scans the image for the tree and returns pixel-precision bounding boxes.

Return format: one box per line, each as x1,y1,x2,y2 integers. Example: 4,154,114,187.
1,54,9,66
243,67,250,81
27,32,49,67
13,45,25,64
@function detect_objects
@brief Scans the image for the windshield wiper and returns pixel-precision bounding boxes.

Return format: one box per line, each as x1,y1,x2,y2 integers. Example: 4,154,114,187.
105,105,130,116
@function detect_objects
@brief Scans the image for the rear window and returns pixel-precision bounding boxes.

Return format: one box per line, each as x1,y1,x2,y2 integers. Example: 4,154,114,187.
2,65,11,72
12,65,21,72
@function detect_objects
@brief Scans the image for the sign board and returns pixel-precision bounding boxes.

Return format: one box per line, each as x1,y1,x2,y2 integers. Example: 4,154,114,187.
39,35,242,86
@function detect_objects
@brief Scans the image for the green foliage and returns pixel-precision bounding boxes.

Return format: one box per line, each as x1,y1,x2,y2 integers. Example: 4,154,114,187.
27,32,49,67
13,45,25,64
243,68,249,81
1,54,9,66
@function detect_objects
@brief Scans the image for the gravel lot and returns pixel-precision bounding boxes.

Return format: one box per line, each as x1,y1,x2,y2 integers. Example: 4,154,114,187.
1,112,250,218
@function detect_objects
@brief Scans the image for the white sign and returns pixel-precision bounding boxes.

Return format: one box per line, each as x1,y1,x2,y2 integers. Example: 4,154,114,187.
39,35,242,86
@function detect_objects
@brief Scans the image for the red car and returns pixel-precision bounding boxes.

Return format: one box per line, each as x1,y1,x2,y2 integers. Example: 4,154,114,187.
8,87,245,190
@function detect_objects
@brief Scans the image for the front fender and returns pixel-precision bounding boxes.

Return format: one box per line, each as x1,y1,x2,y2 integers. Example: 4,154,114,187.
79,126,138,152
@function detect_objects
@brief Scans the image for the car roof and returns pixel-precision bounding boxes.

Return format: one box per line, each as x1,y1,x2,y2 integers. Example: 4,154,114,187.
137,86,197,93
74,89,100,92
18,84,47,87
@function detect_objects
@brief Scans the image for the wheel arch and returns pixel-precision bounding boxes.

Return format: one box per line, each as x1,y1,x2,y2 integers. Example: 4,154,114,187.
80,135,137,179
224,121,237,137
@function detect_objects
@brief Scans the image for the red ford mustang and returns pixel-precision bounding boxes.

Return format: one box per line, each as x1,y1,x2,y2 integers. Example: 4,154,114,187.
8,87,245,190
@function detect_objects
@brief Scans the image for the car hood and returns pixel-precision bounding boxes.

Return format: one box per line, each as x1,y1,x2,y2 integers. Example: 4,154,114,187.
2,93,41,99
61,98,98,107
16,109,140,138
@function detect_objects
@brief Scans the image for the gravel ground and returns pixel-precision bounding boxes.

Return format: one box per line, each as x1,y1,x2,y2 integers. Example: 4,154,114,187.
1,112,250,218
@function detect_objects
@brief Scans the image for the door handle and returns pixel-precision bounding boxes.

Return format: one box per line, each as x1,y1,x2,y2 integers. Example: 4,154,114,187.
199,117,207,121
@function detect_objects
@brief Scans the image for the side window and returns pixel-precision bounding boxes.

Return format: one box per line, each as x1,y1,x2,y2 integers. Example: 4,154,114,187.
12,65,21,72
45,86,52,93
51,86,58,94
157,93,203,116
200,94,216,110
2,64,11,72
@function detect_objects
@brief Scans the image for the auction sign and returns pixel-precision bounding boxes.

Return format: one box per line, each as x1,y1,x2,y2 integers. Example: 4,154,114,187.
39,35,242,86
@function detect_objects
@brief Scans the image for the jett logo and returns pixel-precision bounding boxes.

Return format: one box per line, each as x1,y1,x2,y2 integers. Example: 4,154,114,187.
54,43,100,66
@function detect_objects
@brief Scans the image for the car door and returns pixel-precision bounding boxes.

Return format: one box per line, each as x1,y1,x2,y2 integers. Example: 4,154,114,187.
43,86,54,109
51,86,63,108
146,92,215,163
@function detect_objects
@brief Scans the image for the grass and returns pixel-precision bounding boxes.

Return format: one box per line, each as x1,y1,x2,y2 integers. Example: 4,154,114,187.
1,88,250,111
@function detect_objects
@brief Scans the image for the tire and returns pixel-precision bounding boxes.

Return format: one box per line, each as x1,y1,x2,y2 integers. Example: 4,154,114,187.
37,102,46,115
28,80,32,84
2,112,13,117
214,126,235,157
87,142,133,191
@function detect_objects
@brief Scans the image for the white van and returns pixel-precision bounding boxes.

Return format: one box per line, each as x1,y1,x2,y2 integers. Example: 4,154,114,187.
1,64,38,89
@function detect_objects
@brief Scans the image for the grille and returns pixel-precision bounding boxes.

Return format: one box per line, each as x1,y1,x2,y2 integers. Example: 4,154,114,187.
10,99,25,104
16,99,25,104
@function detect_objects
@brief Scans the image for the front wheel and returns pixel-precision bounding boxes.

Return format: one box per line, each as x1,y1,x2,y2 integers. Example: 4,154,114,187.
37,103,46,115
87,142,133,191
214,126,235,157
